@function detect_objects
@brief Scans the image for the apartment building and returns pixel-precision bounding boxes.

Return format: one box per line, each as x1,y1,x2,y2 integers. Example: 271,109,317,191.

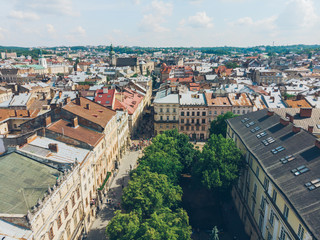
205,92,232,122
153,89,179,135
179,91,208,140
229,93,253,115
253,69,285,84
227,108,320,240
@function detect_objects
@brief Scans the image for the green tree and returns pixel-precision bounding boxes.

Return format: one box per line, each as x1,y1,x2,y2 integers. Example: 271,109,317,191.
209,112,237,137
193,134,244,191
106,211,140,240
137,208,192,240
122,170,182,218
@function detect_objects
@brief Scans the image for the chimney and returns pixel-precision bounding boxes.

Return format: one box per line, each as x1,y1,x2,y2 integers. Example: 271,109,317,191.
308,125,314,134
86,103,90,110
48,143,58,153
72,117,78,128
270,96,275,102
75,97,81,106
300,108,312,118
236,93,241,99
58,91,62,99
292,125,301,133
45,116,51,127
285,113,294,123
64,97,71,104
315,139,320,149
296,94,303,100
267,109,274,116
280,117,290,126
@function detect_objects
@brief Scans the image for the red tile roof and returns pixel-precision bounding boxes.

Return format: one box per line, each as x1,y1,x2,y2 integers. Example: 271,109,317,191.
94,88,115,107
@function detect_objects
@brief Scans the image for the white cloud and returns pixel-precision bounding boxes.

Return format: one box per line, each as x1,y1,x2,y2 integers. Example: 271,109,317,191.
139,0,173,33
0,27,8,40
46,24,56,34
186,12,213,28
13,0,79,16
232,16,277,31
277,0,319,28
8,10,40,20
73,26,86,36
133,0,141,5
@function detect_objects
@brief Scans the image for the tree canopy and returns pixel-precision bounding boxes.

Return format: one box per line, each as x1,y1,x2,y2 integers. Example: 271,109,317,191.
122,170,182,218
209,112,237,137
193,134,244,191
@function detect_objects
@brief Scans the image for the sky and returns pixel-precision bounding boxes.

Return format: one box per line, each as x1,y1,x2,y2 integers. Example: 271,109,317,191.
0,0,320,47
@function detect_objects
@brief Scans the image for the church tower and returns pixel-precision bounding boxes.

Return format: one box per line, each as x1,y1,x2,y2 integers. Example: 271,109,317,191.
38,49,47,68
110,44,116,67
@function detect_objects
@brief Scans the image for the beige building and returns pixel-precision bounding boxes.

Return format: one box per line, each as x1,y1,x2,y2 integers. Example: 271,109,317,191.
227,109,320,240
153,89,179,135
228,93,253,115
205,92,232,122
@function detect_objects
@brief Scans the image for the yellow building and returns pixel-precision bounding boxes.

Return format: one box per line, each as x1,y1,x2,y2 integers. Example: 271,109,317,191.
227,109,320,240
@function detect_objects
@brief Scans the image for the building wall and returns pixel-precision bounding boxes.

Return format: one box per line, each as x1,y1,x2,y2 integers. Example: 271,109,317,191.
154,102,179,135
226,124,312,240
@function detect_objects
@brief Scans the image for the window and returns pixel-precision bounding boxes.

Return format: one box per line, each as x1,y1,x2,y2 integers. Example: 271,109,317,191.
160,108,163,113
209,111,212,115
202,119,205,124
267,232,272,240
272,190,277,203
251,200,255,214
283,204,289,220
167,116,169,121
77,188,80,199
214,111,217,115
187,112,190,116
181,111,184,116
64,205,69,218
202,112,206,116
160,124,163,129
173,116,176,120
253,184,257,198
191,119,194,123
271,146,285,154
269,210,274,226
160,116,163,121
181,119,184,124
196,119,200,124
197,112,200,116
71,195,75,207
187,119,189,124
57,214,62,229
173,108,176,112
196,126,199,131
186,126,189,130
180,126,184,131
292,165,309,176
237,110,240,114
49,226,54,240
191,126,194,131
221,111,224,115
256,167,260,178
264,177,269,191
279,227,286,240
258,214,263,231
192,112,195,116
167,108,170,112
260,196,265,211
298,224,304,240
166,125,169,129
243,110,246,114
201,126,205,131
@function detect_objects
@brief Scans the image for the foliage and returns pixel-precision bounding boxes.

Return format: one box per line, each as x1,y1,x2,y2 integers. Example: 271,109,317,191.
137,208,192,240
106,211,140,240
224,61,239,69
193,134,244,191
122,170,182,218
209,112,237,137
106,208,191,240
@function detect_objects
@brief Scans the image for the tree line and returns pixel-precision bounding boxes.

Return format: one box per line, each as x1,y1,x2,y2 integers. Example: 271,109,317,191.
106,112,243,240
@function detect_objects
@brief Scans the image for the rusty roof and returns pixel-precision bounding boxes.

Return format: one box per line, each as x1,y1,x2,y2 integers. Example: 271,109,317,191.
286,99,312,108
228,93,253,107
205,93,231,106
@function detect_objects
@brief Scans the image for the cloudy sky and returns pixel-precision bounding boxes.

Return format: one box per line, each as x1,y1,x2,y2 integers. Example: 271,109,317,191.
1,0,320,47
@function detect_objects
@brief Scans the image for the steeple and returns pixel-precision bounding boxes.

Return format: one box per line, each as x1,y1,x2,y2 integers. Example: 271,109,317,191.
110,44,116,66
38,49,47,69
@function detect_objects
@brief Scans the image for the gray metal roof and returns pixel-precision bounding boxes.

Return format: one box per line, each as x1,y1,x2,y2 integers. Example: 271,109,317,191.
179,91,206,105
227,109,320,239
0,219,32,240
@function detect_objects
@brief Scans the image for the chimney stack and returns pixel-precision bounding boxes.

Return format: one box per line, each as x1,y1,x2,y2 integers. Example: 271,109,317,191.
280,117,290,126
45,116,51,127
270,96,275,102
72,117,78,128
292,125,301,133
308,125,314,134
86,103,90,110
315,139,320,149
64,97,71,105
75,97,80,106
58,91,62,99
300,108,312,118
48,143,58,153
285,113,294,123
236,93,241,99
267,109,274,116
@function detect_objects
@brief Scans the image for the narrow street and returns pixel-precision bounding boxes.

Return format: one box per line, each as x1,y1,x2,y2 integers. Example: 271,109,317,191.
86,150,141,240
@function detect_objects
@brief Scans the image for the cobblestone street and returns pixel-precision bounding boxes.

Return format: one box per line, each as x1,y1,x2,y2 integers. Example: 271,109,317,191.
86,150,141,240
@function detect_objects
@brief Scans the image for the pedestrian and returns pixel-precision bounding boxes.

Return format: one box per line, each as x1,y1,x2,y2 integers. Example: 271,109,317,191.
122,184,124,189
130,164,132,170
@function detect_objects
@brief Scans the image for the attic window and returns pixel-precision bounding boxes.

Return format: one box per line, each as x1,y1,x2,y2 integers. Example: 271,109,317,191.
245,121,255,128
280,155,295,164
262,137,275,146
251,126,261,133
241,118,250,123
305,178,320,191
271,146,285,154
292,165,309,176
257,131,267,138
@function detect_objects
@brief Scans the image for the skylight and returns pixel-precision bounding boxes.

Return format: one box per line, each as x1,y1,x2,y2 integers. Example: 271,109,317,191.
245,121,255,128
241,117,250,123
271,146,285,154
251,126,261,133
280,155,295,164
262,137,275,146
292,165,309,176
257,131,267,138
305,178,320,191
